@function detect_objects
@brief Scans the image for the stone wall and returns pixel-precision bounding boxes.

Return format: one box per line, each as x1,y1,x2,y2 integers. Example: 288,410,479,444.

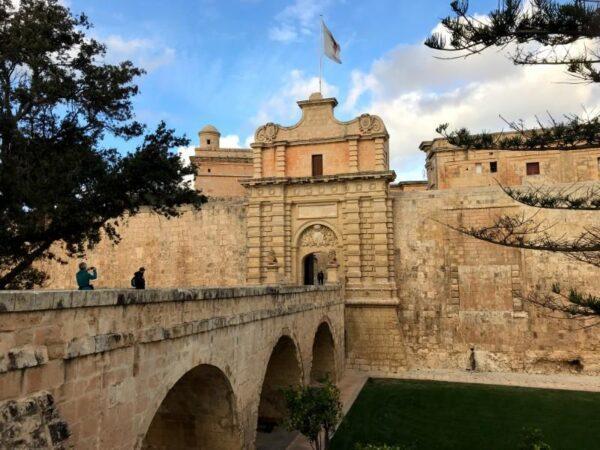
0,392,70,449
423,144,600,190
192,149,253,198
39,199,247,290
0,285,344,449
347,184,600,374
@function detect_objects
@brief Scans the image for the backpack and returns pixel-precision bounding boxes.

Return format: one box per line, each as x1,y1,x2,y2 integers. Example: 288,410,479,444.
131,276,136,288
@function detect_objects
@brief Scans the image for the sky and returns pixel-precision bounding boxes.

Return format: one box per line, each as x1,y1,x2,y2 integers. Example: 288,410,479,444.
64,0,600,180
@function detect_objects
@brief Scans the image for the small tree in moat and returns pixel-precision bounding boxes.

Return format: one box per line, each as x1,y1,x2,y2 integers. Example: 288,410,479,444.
0,0,205,289
425,0,600,322
283,380,342,450
518,427,552,450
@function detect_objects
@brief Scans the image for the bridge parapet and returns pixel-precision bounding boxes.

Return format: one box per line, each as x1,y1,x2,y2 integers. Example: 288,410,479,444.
0,284,344,449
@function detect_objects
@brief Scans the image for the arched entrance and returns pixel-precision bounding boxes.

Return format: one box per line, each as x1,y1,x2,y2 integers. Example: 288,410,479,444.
303,253,316,285
302,252,329,285
296,224,340,285
256,335,302,448
310,322,337,384
142,364,241,450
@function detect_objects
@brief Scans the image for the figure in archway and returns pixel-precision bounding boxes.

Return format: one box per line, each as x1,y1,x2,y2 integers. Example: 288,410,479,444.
302,252,330,285
298,224,338,286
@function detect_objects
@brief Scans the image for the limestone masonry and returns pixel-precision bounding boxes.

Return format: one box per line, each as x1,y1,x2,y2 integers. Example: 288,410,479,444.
38,92,600,376
0,286,343,449
2,93,598,448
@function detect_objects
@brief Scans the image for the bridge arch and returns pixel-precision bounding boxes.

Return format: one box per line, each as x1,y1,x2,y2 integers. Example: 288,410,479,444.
310,319,337,384
256,334,303,434
141,364,242,450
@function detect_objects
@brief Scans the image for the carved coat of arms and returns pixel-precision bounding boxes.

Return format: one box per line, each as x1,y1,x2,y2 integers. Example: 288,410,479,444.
299,225,337,248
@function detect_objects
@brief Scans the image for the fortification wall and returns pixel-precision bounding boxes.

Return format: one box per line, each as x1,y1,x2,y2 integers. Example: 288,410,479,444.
347,185,600,374
39,199,247,290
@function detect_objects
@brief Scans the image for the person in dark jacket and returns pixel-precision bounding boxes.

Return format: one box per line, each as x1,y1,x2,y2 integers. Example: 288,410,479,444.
76,262,97,290
132,267,146,289
317,271,325,285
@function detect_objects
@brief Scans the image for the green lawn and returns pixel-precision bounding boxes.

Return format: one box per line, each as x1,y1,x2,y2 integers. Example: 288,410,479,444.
331,379,600,450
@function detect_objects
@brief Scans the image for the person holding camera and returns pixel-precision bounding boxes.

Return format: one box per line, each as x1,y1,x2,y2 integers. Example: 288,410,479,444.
76,262,98,290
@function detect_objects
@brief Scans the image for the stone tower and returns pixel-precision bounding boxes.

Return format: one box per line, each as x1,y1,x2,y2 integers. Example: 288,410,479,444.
198,124,221,150
191,125,253,197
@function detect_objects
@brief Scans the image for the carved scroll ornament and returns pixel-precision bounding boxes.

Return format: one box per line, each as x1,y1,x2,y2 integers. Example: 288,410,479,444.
255,122,279,144
358,114,382,135
299,224,337,248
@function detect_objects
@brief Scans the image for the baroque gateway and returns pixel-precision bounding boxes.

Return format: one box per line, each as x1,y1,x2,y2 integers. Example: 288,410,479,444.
1,93,599,448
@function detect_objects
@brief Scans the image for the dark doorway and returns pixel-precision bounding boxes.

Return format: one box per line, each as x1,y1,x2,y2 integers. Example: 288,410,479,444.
303,253,316,285
312,154,323,176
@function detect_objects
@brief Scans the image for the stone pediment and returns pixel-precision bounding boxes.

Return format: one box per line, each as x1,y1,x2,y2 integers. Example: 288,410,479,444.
252,92,388,147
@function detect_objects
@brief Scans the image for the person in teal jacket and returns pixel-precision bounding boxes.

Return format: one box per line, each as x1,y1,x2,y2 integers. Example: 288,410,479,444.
76,262,97,290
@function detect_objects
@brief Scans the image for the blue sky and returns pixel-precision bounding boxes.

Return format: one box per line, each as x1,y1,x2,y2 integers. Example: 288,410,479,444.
67,0,600,180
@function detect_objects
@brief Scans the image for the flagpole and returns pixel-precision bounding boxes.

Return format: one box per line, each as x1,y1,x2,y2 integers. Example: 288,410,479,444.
319,15,323,93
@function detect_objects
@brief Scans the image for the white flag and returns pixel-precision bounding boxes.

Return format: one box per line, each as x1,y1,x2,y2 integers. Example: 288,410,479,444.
322,20,341,64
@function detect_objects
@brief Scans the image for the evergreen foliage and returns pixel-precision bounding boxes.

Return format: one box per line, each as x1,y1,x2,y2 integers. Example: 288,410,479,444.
428,1,600,321
426,0,600,83
0,0,205,289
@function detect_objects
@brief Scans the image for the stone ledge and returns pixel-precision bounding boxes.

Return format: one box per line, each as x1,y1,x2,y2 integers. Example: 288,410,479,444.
64,333,135,360
0,284,341,313
345,299,400,307
241,171,396,187
58,298,344,358
0,346,48,373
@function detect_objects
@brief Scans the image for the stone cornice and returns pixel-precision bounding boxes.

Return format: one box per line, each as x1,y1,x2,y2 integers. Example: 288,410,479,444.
250,133,389,149
194,147,252,154
191,155,252,164
240,170,396,187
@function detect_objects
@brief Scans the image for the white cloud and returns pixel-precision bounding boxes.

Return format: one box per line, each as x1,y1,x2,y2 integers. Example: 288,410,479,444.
103,35,175,71
345,41,600,180
269,25,298,43
251,69,338,126
9,0,69,10
220,134,245,148
269,0,331,43
178,146,195,188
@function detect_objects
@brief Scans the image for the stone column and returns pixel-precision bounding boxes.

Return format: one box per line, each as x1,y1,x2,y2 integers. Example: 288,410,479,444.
348,139,359,173
270,197,286,281
246,200,262,284
374,138,386,171
284,202,292,282
343,198,362,286
275,145,286,177
372,197,390,284
252,147,262,178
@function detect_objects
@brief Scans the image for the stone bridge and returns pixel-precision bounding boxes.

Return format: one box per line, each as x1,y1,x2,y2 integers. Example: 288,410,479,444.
0,285,344,449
